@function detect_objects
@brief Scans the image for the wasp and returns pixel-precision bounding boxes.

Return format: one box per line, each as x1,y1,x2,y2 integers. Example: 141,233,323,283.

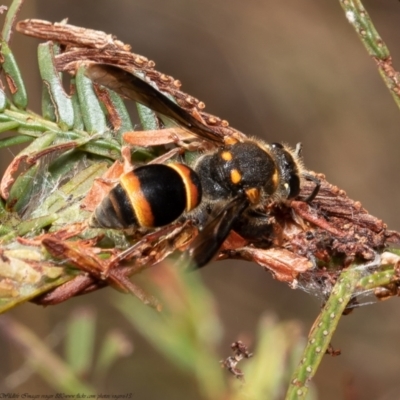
86,64,319,268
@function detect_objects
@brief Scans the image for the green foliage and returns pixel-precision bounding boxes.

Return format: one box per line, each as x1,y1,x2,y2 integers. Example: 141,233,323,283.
1,264,312,399
1,307,133,393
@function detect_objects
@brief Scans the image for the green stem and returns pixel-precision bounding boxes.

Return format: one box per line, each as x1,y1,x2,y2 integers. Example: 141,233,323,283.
285,264,365,399
1,0,25,43
338,0,400,109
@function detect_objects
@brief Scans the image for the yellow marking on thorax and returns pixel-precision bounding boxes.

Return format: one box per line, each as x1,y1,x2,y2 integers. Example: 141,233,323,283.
221,151,233,161
224,137,238,145
271,169,279,190
230,169,242,184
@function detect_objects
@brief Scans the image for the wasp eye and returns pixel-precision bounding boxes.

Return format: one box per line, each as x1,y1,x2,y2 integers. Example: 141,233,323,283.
288,174,301,198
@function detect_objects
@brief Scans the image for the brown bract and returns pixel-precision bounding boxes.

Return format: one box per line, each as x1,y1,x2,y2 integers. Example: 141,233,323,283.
33,221,196,307
289,175,398,262
17,19,131,51
218,174,400,289
80,160,124,212
0,141,78,201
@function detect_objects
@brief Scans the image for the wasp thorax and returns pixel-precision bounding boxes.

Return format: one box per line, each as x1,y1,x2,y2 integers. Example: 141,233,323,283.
211,142,278,196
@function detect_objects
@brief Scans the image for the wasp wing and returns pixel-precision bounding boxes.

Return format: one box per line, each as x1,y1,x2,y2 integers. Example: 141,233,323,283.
85,63,224,144
183,195,249,268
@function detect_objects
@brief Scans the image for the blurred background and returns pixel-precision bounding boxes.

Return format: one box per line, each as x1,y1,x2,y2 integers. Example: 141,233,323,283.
1,0,400,399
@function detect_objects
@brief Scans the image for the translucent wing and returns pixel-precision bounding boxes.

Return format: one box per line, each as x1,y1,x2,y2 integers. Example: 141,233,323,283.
184,195,249,268
86,63,224,144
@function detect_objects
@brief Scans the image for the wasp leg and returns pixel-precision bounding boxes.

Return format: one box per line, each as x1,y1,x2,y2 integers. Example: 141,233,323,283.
182,196,249,269
232,209,274,247
302,172,320,203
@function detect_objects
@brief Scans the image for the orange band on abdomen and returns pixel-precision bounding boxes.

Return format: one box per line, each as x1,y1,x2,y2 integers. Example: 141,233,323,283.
120,172,154,227
168,164,200,211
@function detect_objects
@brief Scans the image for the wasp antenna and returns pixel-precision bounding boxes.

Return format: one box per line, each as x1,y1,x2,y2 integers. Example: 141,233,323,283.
294,142,303,157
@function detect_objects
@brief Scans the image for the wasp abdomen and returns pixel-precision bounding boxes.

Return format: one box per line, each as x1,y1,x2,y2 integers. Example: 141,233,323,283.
90,163,202,229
